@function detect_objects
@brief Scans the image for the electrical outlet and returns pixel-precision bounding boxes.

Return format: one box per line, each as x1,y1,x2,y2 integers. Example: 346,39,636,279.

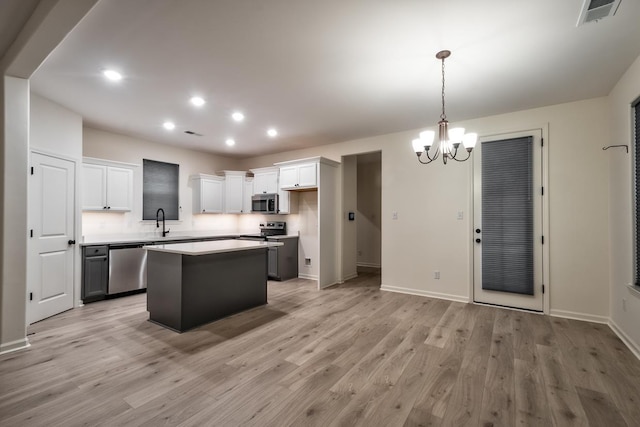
358,250,362,256
434,271,440,279
457,211,464,220
305,258,311,266
392,212,398,220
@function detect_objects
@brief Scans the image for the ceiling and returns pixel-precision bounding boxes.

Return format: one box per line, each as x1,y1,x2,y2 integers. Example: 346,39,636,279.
22,0,640,157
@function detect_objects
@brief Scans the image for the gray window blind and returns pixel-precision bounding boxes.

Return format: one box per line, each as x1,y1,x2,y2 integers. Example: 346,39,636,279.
143,159,179,220
482,136,534,295
634,100,640,286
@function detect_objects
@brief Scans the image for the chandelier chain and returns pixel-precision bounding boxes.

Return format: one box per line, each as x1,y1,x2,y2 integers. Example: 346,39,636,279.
440,56,446,121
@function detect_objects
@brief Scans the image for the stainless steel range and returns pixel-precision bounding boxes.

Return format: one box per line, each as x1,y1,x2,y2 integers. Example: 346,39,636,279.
239,221,287,240
239,221,298,281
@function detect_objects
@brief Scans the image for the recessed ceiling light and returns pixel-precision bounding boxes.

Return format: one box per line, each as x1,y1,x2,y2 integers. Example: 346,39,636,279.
225,138,236,147
231,111,245,122
190,96,206,107
267,128,278,138
103,69,122,81
163,121,175,130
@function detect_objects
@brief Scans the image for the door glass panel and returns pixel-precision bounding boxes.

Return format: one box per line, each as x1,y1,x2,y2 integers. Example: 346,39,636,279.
481,136,534,295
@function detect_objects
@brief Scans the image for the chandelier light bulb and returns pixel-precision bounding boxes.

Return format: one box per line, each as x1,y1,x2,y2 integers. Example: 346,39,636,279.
419,130,435,147
448,127,465,143
463,133,478,149
412,139,424,154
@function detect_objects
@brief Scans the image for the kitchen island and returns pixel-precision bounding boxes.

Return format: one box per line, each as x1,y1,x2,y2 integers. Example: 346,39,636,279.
145,240,282,332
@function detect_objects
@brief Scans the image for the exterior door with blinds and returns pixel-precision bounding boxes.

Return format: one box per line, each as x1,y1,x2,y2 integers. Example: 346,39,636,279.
473,131,544,311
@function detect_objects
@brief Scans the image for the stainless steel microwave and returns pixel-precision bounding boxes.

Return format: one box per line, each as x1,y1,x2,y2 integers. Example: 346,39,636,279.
251,193,279,214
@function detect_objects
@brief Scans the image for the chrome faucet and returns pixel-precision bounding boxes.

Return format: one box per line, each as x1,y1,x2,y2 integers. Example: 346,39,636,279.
156,208,170,237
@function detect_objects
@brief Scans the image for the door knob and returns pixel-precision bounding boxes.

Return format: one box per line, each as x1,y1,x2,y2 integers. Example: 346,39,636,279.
475,238,481,243
68,239,76,245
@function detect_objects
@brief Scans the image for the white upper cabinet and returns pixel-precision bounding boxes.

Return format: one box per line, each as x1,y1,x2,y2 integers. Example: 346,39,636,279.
243,178,254,214
221,171,246,214
279,166,298,189
191,174,224,214
278,161,317,190
278,187,290,214
251,167,279,194
106,167,134,211
82,161,134,212
250,166,290,214
82,164,107,210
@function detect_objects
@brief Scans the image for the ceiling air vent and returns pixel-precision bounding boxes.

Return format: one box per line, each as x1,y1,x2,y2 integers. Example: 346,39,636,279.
577,0,622,26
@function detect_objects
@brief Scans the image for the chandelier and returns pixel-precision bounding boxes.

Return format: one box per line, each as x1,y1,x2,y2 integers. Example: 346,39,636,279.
412,50,477,164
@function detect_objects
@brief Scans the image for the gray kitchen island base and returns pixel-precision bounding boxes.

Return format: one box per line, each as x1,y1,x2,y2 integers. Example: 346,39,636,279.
147,247,268,332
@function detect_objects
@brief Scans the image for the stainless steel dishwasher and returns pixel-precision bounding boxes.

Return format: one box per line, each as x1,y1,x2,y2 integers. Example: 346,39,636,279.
108,244,147,295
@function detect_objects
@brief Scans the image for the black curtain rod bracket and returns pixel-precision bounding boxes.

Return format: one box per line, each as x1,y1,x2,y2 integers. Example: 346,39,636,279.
602,145,629,153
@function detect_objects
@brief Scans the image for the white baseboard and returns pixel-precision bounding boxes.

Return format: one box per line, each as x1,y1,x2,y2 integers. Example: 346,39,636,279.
0,338,31,355
381,284,469,303
320,281,340,290
357,262,381,268
298,273,318,281
342,272,358,282
549,309,609,324
609,319,640,361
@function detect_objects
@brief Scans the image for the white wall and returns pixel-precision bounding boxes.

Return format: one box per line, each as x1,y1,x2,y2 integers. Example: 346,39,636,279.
239,96,611,320
608,53,640,355
0,0,97,354
342,155,358,280
297,191,319,280
356,152,381,268
30,94,82,159
82,127,242,237
0,76,29,353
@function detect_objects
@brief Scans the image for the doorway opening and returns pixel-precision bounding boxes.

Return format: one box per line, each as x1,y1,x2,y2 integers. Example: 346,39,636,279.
342,151,382,286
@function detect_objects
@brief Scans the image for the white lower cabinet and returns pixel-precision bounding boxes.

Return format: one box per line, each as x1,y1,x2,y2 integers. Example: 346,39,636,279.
82,162,134,212
191,174,224,213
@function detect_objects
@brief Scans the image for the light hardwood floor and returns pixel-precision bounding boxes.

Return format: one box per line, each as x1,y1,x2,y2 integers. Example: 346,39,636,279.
2,273,640,426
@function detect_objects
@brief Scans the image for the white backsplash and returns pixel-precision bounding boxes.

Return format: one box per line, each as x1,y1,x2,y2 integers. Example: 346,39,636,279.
82,211,240,237
82,211,301,238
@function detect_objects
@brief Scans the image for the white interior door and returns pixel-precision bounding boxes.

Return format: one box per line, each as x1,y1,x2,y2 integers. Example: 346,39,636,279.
28,152,76,324
473,130,544,311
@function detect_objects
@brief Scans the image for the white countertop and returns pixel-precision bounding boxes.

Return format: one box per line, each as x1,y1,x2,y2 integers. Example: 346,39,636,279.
266,235,299,240
145,239,283,256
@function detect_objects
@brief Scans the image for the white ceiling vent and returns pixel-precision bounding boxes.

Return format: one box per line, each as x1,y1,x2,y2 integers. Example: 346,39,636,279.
577,0,622,26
